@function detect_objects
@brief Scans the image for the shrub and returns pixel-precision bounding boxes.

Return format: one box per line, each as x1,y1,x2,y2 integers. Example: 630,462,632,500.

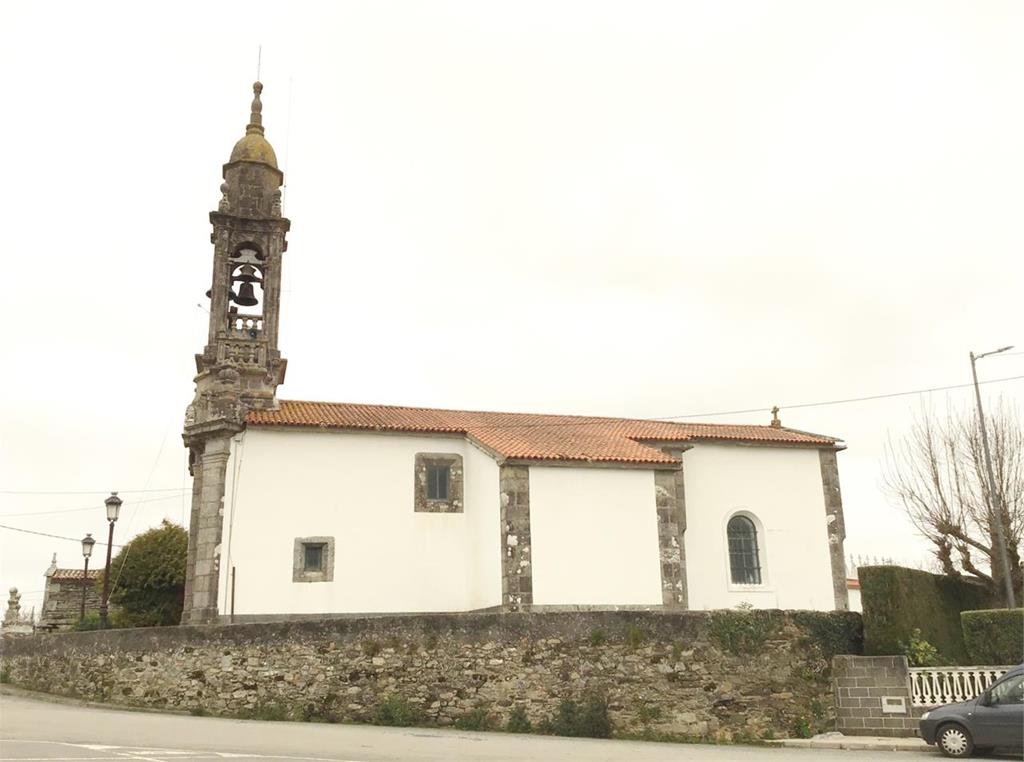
709,609,779,655
589,628,607,646
505,705,532,733
73,612,103,632
454,708,495,731
961,609,1024,664
543,694,612,738
0,665,10,684
899,628,942,667
102,520,188,627
791,611,864,659
860,565,991,663
373,695,420,727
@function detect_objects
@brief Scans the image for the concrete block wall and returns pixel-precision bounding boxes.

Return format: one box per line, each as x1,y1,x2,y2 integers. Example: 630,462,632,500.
833,655,923,737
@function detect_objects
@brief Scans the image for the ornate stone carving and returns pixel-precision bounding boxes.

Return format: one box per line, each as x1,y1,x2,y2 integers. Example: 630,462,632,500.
3,587,22,625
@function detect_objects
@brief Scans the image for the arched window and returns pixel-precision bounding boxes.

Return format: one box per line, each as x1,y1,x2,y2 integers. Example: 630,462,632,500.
727,515,762,585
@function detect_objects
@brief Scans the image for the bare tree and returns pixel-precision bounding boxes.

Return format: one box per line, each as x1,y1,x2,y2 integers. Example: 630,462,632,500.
882,398,1023,604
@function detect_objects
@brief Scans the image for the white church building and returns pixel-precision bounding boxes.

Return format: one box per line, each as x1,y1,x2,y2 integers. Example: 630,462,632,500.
181,83,849,624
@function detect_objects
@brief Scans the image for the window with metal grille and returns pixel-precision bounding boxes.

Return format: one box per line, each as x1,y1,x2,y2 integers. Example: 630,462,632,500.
727,515,762,585
426,464,450,500
303,543,325,572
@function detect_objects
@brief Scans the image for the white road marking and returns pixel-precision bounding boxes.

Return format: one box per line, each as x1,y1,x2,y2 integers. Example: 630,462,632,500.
0,741,366,762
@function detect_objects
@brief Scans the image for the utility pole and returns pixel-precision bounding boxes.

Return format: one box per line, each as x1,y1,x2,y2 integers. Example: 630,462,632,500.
970,346,1016,608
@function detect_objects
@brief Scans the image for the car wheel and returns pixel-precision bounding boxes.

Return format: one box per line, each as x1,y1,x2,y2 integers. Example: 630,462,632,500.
936,723,975,758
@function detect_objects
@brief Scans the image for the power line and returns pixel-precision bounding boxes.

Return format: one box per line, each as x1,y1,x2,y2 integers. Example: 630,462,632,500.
0,523,123,547
376,373,1023,429
109,423,172,597
0,488,187,496
0,493,184,518
655,374,1024,420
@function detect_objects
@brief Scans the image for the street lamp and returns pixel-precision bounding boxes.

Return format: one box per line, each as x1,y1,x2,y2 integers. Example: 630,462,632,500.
99,491,122,629
969,345,1016,608
80,533,95,623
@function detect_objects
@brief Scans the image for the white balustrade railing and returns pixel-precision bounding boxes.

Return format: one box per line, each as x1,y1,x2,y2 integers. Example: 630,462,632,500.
908,667,1011,707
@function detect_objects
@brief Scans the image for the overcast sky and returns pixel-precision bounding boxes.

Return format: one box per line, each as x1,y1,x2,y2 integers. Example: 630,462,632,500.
2,1,1021,617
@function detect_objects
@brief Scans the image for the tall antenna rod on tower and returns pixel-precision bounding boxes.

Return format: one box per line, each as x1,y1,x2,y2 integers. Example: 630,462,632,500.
282,76,293,213
257,45,262,80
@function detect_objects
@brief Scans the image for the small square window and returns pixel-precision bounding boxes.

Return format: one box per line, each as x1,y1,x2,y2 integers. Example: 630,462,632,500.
414,453,463,513
293,536,334,582
303,543,325,572
426,464,450,500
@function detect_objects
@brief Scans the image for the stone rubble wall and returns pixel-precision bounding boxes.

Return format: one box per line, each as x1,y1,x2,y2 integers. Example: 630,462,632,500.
0,610,860,741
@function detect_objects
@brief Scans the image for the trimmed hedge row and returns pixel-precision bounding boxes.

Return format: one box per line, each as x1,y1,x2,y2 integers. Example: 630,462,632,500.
860,565,991,664
961,609,1024,665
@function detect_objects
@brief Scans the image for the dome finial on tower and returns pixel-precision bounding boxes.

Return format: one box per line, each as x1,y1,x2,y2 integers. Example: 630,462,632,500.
229,80,278,168
247,81,265,135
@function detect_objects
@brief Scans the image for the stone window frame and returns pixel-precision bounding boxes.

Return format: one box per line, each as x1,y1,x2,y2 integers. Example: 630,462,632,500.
723,510,771,590
292,536,335,583
414,453,464,513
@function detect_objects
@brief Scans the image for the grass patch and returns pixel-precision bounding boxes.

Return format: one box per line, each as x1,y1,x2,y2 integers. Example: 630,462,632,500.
790,717,813,739
505,705,532,733
709,608,779,655
637,703,662,724
540,694,611,738
236,702,291,721
373,695,420,727
454,707,496,731
625,625,647,649
361,639,382,658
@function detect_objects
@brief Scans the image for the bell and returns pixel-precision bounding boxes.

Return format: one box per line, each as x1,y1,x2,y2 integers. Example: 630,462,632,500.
232,281,258,307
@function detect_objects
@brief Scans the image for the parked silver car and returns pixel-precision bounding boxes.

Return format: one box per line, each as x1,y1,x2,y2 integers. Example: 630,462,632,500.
919,664,1024,757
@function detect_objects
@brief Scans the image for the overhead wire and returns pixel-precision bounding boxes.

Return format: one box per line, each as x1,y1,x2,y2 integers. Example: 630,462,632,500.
0,523,123,547
0,488,187,496
0,493,186,518
651,374,1024,421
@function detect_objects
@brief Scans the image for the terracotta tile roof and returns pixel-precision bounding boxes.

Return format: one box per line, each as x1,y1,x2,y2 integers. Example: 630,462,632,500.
49,568,101,581
247,400,839,466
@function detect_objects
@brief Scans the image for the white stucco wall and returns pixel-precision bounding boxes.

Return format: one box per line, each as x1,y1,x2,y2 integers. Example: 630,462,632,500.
529,466,662,606
218,428,501,616
682,443,835,611
847,585,862,613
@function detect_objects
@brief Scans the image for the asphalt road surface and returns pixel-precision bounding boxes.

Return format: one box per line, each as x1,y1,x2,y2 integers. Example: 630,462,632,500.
0,692,945,762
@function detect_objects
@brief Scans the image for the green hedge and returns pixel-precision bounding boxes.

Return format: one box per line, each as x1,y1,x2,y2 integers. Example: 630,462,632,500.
961,609,1024,665
860,566,991,664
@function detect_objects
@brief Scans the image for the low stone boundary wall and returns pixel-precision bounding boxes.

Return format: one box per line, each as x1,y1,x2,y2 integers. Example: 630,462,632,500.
833,655,923,737
1,610,860,741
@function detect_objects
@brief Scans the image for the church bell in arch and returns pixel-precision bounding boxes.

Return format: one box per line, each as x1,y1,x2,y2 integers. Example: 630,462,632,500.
230,265,262,307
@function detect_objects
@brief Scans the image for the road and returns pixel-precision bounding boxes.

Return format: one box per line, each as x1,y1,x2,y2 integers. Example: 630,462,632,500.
1,692,944,762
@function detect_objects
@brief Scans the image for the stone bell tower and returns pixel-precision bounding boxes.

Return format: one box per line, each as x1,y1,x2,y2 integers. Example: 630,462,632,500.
182,82,290,624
